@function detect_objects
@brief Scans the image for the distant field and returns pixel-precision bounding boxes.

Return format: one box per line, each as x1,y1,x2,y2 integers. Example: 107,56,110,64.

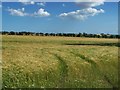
2,35,119,88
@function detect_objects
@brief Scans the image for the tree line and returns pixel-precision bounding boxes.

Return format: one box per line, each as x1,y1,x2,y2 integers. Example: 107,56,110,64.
1,31,120,39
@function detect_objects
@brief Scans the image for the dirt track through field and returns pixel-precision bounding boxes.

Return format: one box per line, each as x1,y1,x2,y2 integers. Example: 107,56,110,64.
69,50,116,88
53,54,68,87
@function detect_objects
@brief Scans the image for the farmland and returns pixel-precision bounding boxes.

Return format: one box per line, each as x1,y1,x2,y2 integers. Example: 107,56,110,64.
2,35,119,88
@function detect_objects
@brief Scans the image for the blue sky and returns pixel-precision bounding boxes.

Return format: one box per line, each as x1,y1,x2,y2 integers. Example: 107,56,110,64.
2,2,118,34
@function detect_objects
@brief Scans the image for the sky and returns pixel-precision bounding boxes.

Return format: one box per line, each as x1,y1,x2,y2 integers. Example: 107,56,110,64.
2,1,118,34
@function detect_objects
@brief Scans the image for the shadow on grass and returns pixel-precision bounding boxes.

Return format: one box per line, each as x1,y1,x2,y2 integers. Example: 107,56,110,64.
65,42,120,47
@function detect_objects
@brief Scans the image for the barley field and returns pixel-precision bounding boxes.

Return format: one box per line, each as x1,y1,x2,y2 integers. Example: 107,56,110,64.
2,35,119,88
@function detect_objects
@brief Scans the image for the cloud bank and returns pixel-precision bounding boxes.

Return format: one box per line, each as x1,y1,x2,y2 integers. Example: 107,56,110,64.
37,2,46,6
7,0,105,20
18,0,35,5
8,8,50,17
8,8,28,16
33,8,50,17
59,0,105,20
75,0,105,8
59,8,104,20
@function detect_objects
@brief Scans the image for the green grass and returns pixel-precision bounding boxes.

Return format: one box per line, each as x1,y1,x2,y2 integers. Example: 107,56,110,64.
2,35,118,88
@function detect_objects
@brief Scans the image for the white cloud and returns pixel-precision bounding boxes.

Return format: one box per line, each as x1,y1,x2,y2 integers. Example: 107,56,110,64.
8,7,50,17
59,8,104,20
37,2,46,7
62,4,65,7
59,0,105,21
30,1,35,4
33,8,50,17
8,8,28,16
18,0,30,2
21,7,25,11
75,0,105,8
22,1,35,5
18,0,35,5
